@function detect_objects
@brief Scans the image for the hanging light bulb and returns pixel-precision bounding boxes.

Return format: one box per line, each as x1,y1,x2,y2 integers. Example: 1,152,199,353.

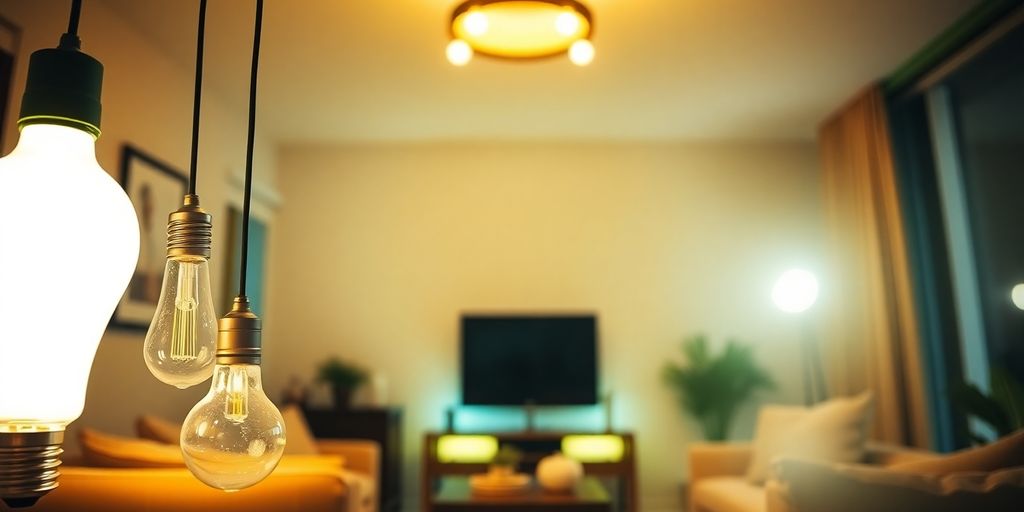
144,0,217,389
0,1,140,507
180,298,285,490
180,0,285,490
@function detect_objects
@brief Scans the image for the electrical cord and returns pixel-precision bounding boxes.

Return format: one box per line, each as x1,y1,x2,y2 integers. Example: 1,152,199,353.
60,0,84,49
238,0,263,298
188,0,207,196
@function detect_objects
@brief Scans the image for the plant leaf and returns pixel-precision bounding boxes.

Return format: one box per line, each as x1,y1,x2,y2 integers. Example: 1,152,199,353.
989,368,1024,432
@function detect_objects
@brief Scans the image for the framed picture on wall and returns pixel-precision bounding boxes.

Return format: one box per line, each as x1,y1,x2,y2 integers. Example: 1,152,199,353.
110,145,187,330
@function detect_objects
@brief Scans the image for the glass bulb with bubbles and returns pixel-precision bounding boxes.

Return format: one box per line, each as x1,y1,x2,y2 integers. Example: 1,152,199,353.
181,364,285,490
144,197,217,389
180,297,285,491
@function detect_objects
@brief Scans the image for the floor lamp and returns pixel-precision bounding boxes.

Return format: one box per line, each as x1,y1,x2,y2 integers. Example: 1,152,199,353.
772,269,828,405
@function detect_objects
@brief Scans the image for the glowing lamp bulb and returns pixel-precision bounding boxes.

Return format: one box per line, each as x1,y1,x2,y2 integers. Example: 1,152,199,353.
772,269,819,313
463,10,489,36
556,11,581,36
568,39,594,66
181,363,285,490
1012,283,1024,310
447,39,473,66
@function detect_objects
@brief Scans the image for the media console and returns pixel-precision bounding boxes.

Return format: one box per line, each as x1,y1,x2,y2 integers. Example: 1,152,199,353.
422,431,637,512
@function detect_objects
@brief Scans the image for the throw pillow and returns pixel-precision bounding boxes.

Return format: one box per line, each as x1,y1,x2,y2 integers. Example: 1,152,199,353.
281,404,320,455
80,428,185,468
746,392,873,483
890,429,1024,475
745,405,809,483
773,457,1024,512
135,414,182,444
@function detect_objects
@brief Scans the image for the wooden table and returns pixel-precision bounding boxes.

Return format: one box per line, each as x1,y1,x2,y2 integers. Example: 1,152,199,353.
432,476,612,512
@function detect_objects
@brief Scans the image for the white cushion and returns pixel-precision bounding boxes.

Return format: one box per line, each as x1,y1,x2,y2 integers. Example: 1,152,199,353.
746,392,873,483
691,476,767,512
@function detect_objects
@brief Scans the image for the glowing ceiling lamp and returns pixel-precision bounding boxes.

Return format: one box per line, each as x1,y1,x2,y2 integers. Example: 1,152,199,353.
0,0,140,507
447,0,595,66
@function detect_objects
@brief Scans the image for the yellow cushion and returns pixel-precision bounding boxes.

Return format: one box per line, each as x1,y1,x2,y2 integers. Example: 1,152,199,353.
691,476,767,512
281,405,320,456
80,428,185,468
135,414,182,444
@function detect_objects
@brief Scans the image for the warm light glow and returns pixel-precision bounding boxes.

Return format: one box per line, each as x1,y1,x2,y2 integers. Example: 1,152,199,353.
446,39,473,66
436,435,499,462
772,269,819,314
450,0,592,59
0,124,140,429
1012,283,1024,310
555,10,580,36
568,39,594,66
562,435,624,462
463,10,489,36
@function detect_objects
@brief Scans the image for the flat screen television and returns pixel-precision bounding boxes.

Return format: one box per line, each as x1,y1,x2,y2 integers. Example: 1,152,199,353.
461,314,598,405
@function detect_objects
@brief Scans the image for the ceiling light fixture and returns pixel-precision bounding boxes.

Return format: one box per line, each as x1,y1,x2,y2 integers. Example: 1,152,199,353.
0,0,140,507
144,0,218,390
447,0,594,66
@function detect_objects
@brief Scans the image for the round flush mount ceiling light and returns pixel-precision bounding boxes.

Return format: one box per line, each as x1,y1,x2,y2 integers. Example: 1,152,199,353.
447,0,594,66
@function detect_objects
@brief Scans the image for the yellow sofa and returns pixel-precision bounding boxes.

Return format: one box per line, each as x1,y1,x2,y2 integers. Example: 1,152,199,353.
30,439,379,512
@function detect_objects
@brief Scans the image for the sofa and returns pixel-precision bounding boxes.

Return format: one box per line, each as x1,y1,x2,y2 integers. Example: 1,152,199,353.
688,441,933,512
28,406,380,512
31,439,379,512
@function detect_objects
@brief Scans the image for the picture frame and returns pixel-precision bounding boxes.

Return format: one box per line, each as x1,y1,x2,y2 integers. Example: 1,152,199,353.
110,145,187,331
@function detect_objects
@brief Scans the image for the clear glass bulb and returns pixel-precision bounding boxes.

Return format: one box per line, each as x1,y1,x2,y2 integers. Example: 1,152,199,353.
181,364,286,491
0,124,139,428
144,255,217,388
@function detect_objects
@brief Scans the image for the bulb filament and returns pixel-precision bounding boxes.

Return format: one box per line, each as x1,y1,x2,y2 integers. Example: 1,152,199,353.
170,262,200,361
225,367,249,422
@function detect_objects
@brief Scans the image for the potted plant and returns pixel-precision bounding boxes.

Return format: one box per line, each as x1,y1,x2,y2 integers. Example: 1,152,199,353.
662,334,774,441
316,357,368,410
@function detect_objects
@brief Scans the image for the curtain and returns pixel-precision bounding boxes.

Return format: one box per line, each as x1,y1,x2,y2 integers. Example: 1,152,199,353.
818,85,931,448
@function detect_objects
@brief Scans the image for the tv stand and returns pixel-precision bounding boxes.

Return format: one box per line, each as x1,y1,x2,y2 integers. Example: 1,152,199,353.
422,431,637,512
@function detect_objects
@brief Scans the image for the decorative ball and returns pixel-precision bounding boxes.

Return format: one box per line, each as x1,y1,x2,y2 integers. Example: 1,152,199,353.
536,452,583,492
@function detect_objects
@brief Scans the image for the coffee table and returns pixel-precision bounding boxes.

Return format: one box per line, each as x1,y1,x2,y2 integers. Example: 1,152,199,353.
431,476,612,512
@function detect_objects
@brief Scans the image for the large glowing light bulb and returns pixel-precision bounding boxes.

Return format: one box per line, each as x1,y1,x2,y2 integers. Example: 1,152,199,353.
0,36,139,507
447,39,473,66
144,198,217,389
772,268,819,313
0,123,139,472
1012,283,1024,311
568,39,594,66
180,297,285,490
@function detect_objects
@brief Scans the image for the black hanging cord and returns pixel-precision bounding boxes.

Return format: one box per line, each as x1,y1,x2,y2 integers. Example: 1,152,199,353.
67,0,83,35
188,0,208,196
60,0,84,49
238,0,263,297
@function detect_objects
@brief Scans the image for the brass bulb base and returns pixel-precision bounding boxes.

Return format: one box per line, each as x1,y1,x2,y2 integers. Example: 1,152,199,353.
0,430,63,508
166,194,212,259
217,296,262,365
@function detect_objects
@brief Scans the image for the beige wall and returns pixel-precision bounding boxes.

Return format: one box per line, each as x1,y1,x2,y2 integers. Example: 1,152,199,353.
0,0,278,448
269,142,821,510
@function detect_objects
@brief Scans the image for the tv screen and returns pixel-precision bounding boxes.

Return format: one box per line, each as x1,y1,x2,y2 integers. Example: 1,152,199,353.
461,314,598,405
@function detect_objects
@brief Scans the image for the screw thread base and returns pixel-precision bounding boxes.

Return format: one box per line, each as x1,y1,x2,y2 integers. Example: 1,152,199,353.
0,431,63,508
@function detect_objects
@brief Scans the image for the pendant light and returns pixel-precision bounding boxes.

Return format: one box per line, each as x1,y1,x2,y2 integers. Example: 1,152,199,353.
143,0,218,389
180,0,286,490
0,0,140,507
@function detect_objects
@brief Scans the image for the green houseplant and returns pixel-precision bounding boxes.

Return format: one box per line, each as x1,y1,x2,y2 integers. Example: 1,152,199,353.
951,366,1024,444
663,334,774,441
316,357,369,410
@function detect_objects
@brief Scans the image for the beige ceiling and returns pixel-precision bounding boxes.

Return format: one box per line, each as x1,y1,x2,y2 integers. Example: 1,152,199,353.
100,0,977,143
